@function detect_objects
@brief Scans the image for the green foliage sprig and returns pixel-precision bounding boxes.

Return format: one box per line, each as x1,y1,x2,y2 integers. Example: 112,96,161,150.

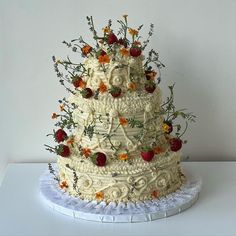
54,98,77,131
84,124,96,140
127,117,144,128
161,84,196,138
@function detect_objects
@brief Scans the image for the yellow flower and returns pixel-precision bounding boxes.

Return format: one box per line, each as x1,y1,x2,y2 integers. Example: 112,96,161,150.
128,28,138,36
98,54,110,64
163,123,171,133
120,47,129,57
95,191,104,201
119,117,128,126
119,153,128,161
102,26,111,34
56,59,61,64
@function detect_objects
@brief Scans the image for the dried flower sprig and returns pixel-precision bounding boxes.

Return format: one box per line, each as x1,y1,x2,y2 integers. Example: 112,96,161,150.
142,23,154,50
86,16,99,48
48,163,60,182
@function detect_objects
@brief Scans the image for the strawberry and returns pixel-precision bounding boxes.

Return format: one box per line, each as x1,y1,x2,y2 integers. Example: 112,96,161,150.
109,86,122,98
81,88,93,98
54,129,68,143
169,138,182,152
56,144,70,157
141,147,155,162
91,152,107,166
130,46,142,57
72,76,82,88
163,120,173,134
107,33,118,45
145,81,156,93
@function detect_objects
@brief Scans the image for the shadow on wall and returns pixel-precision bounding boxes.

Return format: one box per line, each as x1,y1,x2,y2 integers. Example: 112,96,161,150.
161,34,227,161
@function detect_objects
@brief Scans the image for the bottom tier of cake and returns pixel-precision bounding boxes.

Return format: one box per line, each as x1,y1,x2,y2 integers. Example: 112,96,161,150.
57,151,185,203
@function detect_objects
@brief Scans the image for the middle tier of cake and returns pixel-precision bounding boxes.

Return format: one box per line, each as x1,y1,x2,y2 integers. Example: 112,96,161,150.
69,86,167,156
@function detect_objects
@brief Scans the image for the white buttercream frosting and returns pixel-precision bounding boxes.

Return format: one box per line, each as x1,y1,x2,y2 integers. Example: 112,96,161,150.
57,47,185,203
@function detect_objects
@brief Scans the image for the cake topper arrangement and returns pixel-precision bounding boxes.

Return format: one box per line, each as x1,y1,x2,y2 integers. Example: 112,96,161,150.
44,15,196,204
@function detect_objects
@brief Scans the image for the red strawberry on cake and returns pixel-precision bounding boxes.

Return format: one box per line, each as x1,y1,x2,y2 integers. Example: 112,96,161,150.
169,138,182,152
56,144,70,157
107,33,118,45
130,46,142,57
81,88,93,98
145,81,156,93
54,129,68,143
109,86,122,98
91,152,107,166
141,147,155,162
72,76,82,88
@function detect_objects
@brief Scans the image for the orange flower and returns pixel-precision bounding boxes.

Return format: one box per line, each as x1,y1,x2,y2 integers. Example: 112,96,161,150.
128,82,137,91
95,191,104,201
81,45,92,55
102,26,111,34
119,153,128,161
134,40,141,45
59,104,65,111
51,113,59,119
153,146,163,154
81,148,91,158
120,47,129,57
99,81,107,93
67,136,75,145
128,28,138,36
78,79,86,89
145,71,157,80
119,117,128,126
98,54,110,64
60,181,68,189
151,190,159,198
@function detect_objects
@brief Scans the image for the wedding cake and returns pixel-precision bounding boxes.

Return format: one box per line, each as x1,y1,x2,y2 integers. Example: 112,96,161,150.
45,16,195,204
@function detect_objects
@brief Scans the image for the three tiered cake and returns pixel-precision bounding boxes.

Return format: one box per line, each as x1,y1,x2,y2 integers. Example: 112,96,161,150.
44,16,196,212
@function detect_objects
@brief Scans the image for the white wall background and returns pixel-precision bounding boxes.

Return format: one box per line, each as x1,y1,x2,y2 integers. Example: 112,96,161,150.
1,0,236,169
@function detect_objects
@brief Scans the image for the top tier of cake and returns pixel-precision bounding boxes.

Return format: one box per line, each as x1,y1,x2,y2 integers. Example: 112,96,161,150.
82,45,146,91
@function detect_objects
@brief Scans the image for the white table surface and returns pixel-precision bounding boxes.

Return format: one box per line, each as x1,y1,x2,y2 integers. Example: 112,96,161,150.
0,162,235,236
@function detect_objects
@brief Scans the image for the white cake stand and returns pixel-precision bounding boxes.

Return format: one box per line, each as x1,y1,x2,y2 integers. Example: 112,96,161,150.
39,167,202,223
